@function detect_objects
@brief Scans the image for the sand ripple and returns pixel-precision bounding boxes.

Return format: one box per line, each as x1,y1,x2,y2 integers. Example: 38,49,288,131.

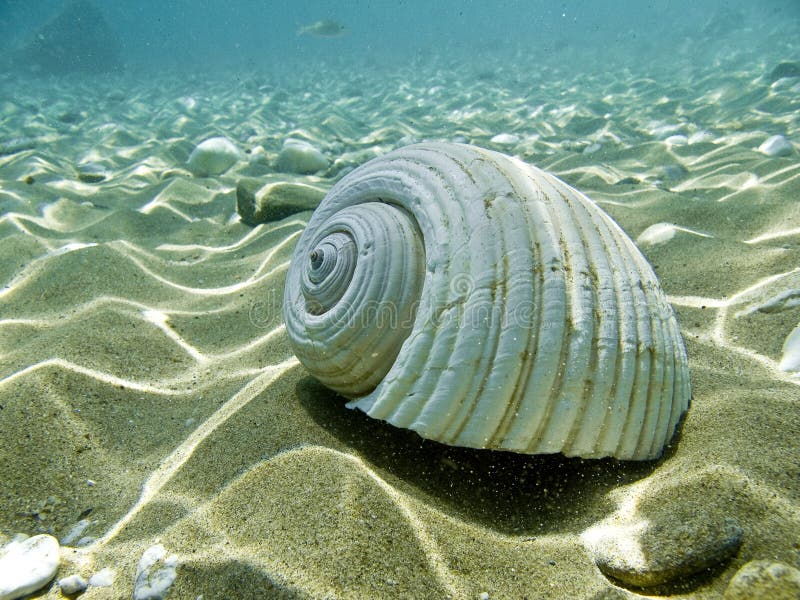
1,31,799,598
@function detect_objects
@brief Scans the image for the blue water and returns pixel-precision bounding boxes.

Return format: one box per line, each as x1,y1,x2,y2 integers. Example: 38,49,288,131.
1,0,798,75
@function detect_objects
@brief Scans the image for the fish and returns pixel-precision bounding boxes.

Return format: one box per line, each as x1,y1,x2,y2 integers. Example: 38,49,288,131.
296,19,348,38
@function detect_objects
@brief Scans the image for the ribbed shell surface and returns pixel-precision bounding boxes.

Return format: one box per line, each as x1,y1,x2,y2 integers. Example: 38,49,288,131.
283,142,691,460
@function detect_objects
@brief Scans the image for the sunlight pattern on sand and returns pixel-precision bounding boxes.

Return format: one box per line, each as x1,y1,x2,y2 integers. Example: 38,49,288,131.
1,42,799,597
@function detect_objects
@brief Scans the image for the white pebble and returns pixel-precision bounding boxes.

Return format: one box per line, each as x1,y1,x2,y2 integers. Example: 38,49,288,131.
247,146,269,165
133,544,178,600
650,123,681,140
583,142,602,155
490,133,520,146
758,135,794,157
0,534,60,600
187,137,242,176
665,134,688,146
478,593,490,600
688,131,714,144
178,97,197,111
88,567,115,587
636,223,711,246
275,139,328,174
58,574,88,595
779,323,800,372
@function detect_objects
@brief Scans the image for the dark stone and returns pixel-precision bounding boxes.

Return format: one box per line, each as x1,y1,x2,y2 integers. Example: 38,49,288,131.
236,179,325,225
57,111,84,124
76,163,108,183
768,62,800,83
15,1,123,75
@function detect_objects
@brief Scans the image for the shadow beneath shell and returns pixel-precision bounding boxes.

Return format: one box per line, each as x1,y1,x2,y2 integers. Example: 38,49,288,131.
296,377,670,536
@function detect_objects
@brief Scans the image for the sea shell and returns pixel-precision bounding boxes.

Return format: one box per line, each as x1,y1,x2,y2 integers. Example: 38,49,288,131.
283,142,691,460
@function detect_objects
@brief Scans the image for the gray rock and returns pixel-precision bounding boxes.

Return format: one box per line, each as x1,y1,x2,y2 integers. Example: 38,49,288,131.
724,560,800,600
236,179,325,225
591,510,743,588
58,574,88,595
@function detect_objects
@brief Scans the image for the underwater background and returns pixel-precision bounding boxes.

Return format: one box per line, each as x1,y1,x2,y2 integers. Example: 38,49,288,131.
0,1,799,598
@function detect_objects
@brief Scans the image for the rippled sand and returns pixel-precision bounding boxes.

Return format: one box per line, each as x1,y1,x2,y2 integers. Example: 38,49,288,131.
1,36,799,599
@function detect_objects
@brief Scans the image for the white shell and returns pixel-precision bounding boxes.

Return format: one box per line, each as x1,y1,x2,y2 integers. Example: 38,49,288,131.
283,143,691,460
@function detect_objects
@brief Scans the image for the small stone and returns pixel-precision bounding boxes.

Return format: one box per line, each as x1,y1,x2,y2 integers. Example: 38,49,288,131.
76,162,108,183
275,139,328,174
636,223,712,246
58,574,88,595
650,123,681,140
187,137,242,176
490,133,520,146
61,519,91,545
133,544,178,600
768,61,800,83
778,323,800,372
758,135,794,157
587,589,643,600
0,534,61,600
664,135,688,146
725,560,800,600
88,567,114,587
58,111,84,124
478,593,490,600
585,510,743,588
688,131,714,145
236,179,325,225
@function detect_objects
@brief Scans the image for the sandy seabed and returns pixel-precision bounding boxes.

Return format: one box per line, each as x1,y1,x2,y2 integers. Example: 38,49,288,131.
1,34,799,600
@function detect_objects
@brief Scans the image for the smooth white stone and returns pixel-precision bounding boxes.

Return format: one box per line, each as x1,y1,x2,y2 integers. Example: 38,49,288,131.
88,567,115,587
187,137,242,176
688,131,715,144
758,135,794,157
650,123,681,140
247,145,269,165
58,574,88,595
275,139,328,174
583,142,602,154
636,223,711,246
638,223,678,245
133,544,178,600
178,97,197,111
779,323,800,372
665,134,688,146
0,534,60,600
490,133,520,146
